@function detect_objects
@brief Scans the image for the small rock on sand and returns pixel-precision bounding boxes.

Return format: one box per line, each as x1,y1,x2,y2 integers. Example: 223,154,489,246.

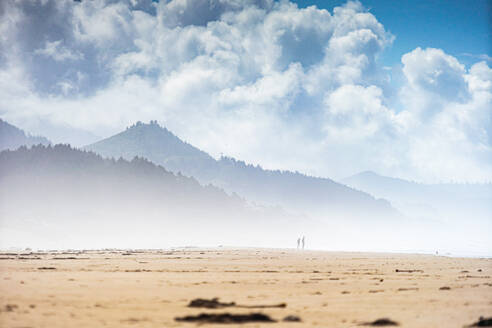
468,316,492,327
361,318,399,326
283,315,301,322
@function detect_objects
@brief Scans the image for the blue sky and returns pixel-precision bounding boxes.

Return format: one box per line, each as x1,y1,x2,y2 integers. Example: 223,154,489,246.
294,0,491,67
0,0,491,182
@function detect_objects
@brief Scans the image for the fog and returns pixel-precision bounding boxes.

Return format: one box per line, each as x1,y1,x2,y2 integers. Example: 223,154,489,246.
2,199,489,257
1,146,490,257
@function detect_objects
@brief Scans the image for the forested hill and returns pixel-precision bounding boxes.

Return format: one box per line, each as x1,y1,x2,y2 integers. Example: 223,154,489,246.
85,121,396,218
0,144,296,248
85,121,216,180
0,144,244,211
0,119,50,151
342,171,492,222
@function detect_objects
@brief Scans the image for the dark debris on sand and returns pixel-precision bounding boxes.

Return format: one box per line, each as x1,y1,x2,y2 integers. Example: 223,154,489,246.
395,269,423,273
468,316,492,327
361,318,399,326
175,312,276,324
4,304,18,312
188,298,286,309
239,303,286,309
188,298,236,309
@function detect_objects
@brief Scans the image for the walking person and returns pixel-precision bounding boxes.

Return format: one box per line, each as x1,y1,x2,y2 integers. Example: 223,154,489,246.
297,237,301,250
302,236,305,250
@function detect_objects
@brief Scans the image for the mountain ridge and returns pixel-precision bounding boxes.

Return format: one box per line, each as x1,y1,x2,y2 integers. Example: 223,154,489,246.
87,121,217,180
0,118,51,151
85,121,397,218
342,170,492,222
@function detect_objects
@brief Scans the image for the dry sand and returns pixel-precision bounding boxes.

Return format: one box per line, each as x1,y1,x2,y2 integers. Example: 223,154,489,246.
0,248,491,327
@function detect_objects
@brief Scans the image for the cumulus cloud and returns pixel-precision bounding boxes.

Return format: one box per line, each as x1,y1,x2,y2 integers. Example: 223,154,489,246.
0,0,490,182
323,84,397,140
402,47,469,104
35,40,84,61
398,49,492,181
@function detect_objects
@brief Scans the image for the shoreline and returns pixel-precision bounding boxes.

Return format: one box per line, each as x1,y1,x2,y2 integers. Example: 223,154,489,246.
2,246,491,259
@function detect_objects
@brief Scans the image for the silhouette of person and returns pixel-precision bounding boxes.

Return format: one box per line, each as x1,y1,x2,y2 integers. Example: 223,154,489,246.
297,238,301,249
302,236,305,250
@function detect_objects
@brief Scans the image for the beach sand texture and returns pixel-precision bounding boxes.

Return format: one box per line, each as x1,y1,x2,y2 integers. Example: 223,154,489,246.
0,248,491,327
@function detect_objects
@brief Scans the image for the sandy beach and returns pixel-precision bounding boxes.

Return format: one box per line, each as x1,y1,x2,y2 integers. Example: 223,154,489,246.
0,248,490,327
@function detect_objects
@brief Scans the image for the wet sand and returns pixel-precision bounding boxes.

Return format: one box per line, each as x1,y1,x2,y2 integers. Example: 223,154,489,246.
0,248,491,327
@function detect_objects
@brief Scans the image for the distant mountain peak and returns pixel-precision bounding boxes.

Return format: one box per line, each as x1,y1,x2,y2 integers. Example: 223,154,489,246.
85,120,216,177
355,170,380,177
343,170,412,186
0,118,51,151
127,120,164,130
95,120,191,148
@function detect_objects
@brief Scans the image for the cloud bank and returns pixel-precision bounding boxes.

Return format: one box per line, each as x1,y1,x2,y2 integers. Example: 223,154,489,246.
0,0,491,182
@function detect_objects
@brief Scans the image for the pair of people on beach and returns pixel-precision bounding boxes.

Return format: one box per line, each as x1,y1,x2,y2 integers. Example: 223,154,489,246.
296,236,305,250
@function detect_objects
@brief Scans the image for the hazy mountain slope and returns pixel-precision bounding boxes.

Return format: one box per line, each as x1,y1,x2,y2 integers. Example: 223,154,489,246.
0,119,50,151
342,171,492,221
211,156,391,214
86,121,217,179
0,144,298,249
85,122,396,218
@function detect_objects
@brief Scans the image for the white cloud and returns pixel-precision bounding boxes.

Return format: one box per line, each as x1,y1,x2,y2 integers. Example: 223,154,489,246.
0,0,490,182
397,49,492,181
35,40,84,61
467,61,492,92
323,84,397,140
402,47,468,103
462,53,492,62
72,0,134,46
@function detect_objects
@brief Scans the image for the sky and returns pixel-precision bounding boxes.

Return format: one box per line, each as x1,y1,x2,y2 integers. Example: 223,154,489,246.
296,0,491,67
0,0,491,183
